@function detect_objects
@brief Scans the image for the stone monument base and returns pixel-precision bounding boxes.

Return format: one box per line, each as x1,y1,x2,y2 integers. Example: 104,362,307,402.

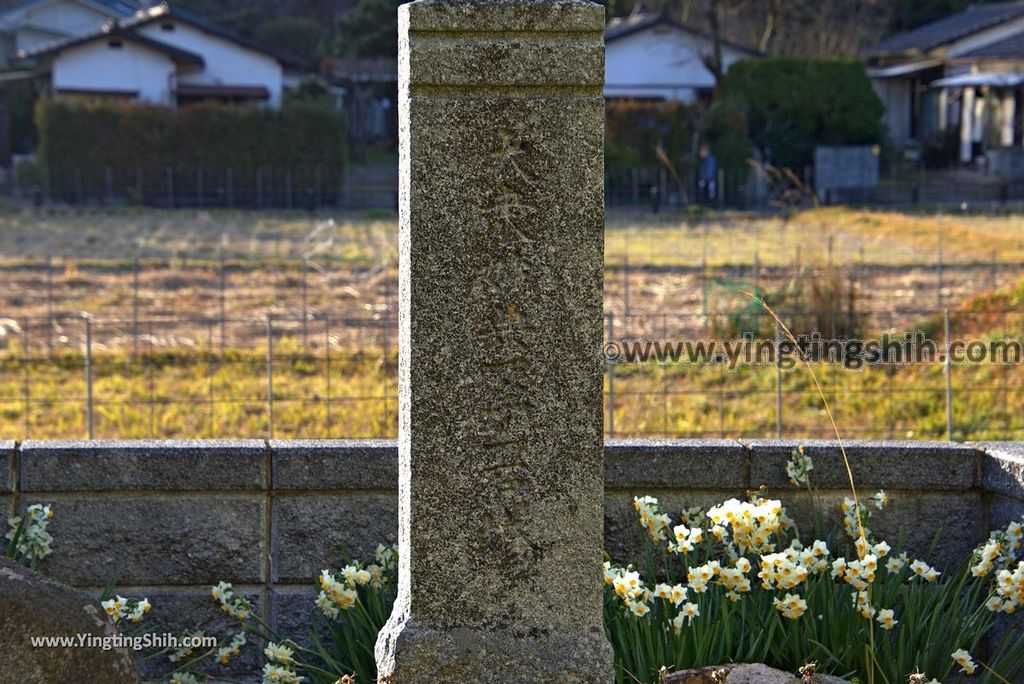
375,612,614,683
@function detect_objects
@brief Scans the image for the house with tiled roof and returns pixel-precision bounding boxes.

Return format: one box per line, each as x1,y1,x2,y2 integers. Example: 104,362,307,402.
0,0,145,66
604,11,759,103
15,3,310,108
864,2,1024,162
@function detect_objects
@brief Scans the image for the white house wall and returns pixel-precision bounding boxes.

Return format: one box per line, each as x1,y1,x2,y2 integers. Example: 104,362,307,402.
135,20,283,106
606,29,713,102
605,27,748,102
52,39,175,104
871,77,911,147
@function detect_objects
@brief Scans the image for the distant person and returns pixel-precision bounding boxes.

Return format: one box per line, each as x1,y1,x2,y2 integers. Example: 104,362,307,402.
698,143,718,205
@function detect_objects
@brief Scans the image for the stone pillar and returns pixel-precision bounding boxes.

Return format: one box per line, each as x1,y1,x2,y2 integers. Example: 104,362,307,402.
1001,91,1015,147
375,0,613,682
960,86,975,162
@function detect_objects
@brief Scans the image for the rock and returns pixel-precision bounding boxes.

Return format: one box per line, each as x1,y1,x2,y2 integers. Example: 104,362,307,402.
0,557,141,683
662,664,851,684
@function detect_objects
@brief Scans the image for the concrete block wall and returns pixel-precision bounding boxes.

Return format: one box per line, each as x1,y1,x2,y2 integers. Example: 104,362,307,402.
4,439,1023,677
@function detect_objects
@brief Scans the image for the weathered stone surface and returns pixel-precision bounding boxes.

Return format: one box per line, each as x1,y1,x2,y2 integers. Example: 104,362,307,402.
976,442,1024,499
779,490,983,569
605,439,747,489
270,439,397,490
603,490,745,563
376,0,613,680
662,663,850,684
273,493,397,582
746,440,976,490
270,584,325,649
0,440,13,493
20,440,266,491
91,586,263,680
990,494,1024,532
36,496,264,585
0,557,141,683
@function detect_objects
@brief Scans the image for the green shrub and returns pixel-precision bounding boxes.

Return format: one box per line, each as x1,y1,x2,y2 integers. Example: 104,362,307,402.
34,99,346,183
605,100,697,174
721,57,885,170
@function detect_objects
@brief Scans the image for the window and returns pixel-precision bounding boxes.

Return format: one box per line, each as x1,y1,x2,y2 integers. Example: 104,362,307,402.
161,21,175,31
107,39,122,48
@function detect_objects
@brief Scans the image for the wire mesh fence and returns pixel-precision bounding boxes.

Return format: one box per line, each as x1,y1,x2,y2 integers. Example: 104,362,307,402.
0,306,1021,442
9,166,399,211
0,209,1021,441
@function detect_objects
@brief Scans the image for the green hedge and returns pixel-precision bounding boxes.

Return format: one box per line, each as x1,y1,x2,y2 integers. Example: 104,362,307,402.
604,100,696,176
35,99,346,174
721,57,885,170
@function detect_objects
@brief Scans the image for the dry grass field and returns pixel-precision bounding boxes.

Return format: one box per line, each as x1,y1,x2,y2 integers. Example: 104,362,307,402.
0,205,1021,441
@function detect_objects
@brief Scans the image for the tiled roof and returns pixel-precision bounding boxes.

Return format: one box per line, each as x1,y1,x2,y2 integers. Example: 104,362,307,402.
0,0,142,19
120,4,310,70
957,30,1024,58
866,2,1024,56
17,22,204,66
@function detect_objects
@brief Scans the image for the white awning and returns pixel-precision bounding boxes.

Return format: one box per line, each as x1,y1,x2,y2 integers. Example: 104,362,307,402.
931,72,1024,88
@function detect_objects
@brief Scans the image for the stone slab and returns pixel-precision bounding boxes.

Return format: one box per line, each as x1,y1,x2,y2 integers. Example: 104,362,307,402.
990,494,1024,532
35,495,265,585
20,440,267,492
0,440,13,493
269,584,325,649
605,439,746,489
89,586,263,680
272,493,397,583
745,439,976,490
975,442,1024,499
270,439,397,490
603,489,747,564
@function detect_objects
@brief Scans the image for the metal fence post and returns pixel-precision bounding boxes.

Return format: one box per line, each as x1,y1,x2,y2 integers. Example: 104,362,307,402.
936,215,944,309
606,311,615,438
717,167,725,209
623,256,629,320
85,316,94,440
219,252,227,353
315,166,323,209
944,307,953,440
132,257,140,358
165,167,174,209
991,249,998,290
325,314,332,438
22,319,30,438
104,166,113,205
266,317,274,439
775,321,783,439
46,255,53,352
301,259,309,347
